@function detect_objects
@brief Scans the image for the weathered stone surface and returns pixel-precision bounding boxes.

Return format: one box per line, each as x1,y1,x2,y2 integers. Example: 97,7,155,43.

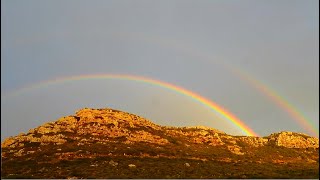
1,108,318,151
126,130,169,145
109,160,118,166
191,133,224,146
1,107,319,179
1,108,171,149
268,131,319,148
128,164,136,168
227,145,244,155
238,137,269,147
1,138,16,148
14,149,24,157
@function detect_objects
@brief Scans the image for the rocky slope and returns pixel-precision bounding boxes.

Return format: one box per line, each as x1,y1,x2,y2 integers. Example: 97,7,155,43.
1,108,319,179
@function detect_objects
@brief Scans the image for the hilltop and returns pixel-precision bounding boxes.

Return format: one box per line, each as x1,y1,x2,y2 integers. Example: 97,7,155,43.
1,108,319,179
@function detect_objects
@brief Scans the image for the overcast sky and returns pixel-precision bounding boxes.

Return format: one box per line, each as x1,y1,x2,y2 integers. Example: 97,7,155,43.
1,0,319,140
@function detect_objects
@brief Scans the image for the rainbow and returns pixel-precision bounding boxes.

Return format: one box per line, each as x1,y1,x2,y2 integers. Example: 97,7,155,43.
7,31,317,136
2,74,258,136
228,67,319,137
129,33,319,137
128,32,319,137
114,32,318,136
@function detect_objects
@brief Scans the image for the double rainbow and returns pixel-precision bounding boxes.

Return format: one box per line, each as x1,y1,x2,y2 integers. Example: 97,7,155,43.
229,67,319,137
2,74,258,137
115,32,318,136
6,31,317,137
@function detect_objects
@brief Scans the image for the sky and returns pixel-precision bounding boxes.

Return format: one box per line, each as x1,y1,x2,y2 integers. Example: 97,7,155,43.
1,0,319,140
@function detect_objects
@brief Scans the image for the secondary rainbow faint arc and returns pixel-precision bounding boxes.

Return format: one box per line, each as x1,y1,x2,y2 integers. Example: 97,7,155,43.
2,74,258,137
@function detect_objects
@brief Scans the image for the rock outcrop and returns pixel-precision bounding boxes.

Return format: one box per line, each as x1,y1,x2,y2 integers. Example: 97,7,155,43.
2,108,319,150
1,107,319,179
268,131,319,148
2,108,166,149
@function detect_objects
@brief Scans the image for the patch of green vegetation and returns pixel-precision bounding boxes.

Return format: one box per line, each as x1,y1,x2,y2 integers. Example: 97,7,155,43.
2,147,319,179
23,142,41,148
59,131,76,136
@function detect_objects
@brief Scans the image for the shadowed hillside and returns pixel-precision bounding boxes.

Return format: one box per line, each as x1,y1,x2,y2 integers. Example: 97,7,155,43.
1,108,319,179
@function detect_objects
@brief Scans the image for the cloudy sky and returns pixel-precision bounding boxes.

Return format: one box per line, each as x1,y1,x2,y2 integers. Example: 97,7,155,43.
1,0,319,140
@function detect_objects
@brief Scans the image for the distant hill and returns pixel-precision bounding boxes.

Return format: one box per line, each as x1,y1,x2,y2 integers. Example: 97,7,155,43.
1,108,319,179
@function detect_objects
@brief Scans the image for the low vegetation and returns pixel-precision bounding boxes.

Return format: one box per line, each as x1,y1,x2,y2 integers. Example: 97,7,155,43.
1,108,319,179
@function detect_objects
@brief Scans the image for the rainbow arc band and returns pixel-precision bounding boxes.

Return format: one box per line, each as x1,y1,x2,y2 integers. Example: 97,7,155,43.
2,73,258,137
8,31,318,136
227,66,319,137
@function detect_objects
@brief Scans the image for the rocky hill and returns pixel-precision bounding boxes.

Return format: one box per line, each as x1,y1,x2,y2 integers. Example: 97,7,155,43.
1,108,319,179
